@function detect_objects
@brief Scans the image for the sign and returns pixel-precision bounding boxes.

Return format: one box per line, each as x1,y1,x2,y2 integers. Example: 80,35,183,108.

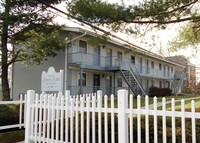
41,67,63,92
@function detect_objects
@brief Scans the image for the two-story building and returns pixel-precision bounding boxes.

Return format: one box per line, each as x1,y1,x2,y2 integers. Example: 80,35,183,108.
12,27,186,99
167,55,196,94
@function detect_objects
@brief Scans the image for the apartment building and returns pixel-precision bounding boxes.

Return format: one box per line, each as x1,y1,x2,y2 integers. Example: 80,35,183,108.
12,27,185,99
166,55,196,94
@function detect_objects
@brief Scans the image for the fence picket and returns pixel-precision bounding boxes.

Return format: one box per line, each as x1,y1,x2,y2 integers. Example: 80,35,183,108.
51,96,56,143
38,94,43,143
46,96,51,143
171,98,176,143
34,94,39,143
111,94,115,143
104,95,108,143
145,96,149,143
181,99,186,143
191,100,196,143
70,97,74,143
56,96,60,142
86,96,90,143
19,94,23,129
162,97,167,143
42,95,47,143
98,90,102,143
137,95,141,143
75,97,79,143
92,95,96,143
153,96,157,143
80,96,84,143
129,94,133,143
65,95,69,143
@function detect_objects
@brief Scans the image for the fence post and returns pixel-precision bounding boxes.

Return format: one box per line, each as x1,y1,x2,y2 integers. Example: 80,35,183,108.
118,89,128,143
25,90,35,143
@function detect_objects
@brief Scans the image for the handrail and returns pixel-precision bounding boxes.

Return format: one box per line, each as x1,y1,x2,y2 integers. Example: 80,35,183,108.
119,59,147,96
129,62,147,96
175,72,186,95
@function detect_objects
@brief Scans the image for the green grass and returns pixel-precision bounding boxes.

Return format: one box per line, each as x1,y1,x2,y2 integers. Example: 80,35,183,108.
0,129,25,143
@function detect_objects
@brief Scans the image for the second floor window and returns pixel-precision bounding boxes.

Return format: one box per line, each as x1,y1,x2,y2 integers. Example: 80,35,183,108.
79,40,87,53
151,61,154,68
131,56,135,64
159,63,162,70
117,51,122,61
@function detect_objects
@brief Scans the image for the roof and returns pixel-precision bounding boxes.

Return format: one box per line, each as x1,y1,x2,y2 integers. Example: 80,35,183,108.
64,27,186,68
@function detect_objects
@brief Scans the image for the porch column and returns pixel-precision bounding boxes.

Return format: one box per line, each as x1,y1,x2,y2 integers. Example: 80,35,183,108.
80,67,83,95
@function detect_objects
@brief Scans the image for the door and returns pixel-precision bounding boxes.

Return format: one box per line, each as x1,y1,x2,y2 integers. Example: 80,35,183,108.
117,51,122,66
106,48,112,66
146,60,149,74
93,45,100,66
105,75,112,95
93,74,100,93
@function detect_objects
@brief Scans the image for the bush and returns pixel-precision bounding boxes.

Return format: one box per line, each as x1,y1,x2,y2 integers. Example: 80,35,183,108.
148,86,172,97
0,104,20,126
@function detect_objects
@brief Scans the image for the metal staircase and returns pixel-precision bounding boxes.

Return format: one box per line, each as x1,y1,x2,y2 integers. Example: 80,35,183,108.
173,72,186,95
119,60,147,96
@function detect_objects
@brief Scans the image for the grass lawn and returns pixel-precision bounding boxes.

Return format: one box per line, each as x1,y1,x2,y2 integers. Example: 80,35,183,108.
0,129,25,143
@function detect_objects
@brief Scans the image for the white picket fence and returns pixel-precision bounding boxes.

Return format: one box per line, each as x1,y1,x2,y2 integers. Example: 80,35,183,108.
25,90,200,143
0,94,26,130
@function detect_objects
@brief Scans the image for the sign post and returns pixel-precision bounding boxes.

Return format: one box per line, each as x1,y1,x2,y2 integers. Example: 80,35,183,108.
41,67,63,94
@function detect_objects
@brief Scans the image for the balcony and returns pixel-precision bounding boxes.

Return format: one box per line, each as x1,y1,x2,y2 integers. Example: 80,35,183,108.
135,65,175,79
68,52,121,70
68,52,175,79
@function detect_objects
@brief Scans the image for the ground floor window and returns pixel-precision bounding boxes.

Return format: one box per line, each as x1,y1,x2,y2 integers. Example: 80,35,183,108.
117,77,122,87
78,73,86,86
159,81,162,88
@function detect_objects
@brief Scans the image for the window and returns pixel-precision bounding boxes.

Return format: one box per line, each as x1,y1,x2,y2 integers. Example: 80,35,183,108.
139,58,142,73
159,81,162,88
159,63,162,70
171,67,173,73
131,56,135,64
117,51,122,61
78,73,86,86
117,77,122,87
79,40,87,53
151,61,154,68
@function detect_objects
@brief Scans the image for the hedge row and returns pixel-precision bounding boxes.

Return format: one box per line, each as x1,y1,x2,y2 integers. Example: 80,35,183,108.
148,87,172,97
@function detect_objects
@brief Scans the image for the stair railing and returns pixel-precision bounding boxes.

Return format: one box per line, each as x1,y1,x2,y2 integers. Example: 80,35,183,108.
119,58,147,96
174,71,186,95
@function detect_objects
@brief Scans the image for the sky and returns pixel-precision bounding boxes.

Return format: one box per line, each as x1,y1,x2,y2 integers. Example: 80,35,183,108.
53,1,200,67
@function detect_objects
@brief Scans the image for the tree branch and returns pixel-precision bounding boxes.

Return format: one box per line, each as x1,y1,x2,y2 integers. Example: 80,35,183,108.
8,49,23,66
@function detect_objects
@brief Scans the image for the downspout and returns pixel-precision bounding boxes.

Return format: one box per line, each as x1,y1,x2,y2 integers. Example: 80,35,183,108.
64,31,87,95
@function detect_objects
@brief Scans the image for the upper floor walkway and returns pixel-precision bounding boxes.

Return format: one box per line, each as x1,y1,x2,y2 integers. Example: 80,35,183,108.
68,52,178,80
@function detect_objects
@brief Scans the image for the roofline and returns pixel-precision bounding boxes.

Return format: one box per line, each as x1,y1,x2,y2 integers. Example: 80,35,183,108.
64,27,186,68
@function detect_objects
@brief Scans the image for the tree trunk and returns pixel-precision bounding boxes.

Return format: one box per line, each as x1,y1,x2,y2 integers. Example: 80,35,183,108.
1,24,10,101
1,0,11,101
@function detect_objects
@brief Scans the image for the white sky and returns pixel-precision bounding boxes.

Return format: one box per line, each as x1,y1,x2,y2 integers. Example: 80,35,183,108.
53,1,200,67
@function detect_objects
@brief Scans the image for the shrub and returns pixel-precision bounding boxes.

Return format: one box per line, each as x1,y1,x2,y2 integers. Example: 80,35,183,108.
148,86,172,97
0,104,20,126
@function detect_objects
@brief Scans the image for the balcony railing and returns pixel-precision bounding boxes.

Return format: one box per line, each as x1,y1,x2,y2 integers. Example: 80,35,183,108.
68,52,175,79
